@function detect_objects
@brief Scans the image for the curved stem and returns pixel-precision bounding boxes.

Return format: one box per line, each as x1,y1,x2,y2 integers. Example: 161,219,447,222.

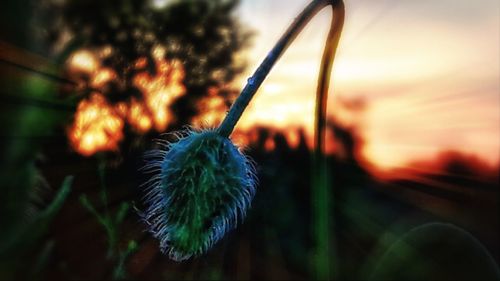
312,4,344,281
217,1,345,279
315,1,344,157
217,0,344,139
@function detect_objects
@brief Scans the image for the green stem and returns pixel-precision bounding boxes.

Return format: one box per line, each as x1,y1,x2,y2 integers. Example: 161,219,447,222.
216,0,344,139
313,3,344,281
216,0,345,279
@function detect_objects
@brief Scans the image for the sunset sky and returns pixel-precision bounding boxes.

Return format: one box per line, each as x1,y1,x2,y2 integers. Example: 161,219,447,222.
235,0,500,170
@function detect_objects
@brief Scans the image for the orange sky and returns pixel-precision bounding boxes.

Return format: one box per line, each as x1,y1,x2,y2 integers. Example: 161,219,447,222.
235,0,500,170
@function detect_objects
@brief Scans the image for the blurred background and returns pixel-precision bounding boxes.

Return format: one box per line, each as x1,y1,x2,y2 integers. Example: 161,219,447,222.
0,0,499,279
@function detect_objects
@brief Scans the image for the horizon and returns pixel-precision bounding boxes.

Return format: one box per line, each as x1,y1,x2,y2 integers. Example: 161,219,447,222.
236,0,500,170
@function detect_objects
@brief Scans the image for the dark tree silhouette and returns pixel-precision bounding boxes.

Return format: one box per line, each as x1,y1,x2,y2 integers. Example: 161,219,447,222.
40,0,252,127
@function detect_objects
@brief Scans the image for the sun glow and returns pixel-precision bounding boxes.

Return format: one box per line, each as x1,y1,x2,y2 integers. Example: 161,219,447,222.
191,87,227,128
65,0,499,172
67,46,185,156
233,0,500,172
132,50,185,131
68,94,124,156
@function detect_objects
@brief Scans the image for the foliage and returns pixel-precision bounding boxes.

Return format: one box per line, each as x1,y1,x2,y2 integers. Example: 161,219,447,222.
79,161,138,279
0,176,73,279
40,0,251,125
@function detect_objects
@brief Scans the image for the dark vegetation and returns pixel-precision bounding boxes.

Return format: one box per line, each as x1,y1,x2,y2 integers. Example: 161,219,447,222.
31,121,499,279
1,0,499,279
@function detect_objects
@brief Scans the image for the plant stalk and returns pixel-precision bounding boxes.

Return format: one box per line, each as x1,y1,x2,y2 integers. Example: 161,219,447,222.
312,2,344,280
216,0,344,139
216,0,345,279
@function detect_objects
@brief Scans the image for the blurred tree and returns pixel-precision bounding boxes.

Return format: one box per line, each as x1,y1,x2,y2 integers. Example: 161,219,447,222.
39,0,251,129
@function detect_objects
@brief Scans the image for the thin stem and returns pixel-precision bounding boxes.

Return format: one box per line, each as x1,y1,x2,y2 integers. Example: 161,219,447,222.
313,4,344,280
216,0,344,139
216,1,345,280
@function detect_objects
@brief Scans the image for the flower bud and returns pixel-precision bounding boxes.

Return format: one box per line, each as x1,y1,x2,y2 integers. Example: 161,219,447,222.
142,129,256,261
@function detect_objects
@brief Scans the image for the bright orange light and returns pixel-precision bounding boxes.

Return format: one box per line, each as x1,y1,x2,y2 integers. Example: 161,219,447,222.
128,99,153,133
133,53,185,131
69,93,124,156
91,68,116,88
192,87,227,128
67,46,186,156
230,130,251,148
285,129,300,149
264,137,276,151
135,57,148,69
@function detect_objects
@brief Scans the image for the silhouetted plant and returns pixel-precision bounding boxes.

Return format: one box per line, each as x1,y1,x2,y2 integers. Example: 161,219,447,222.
141,2,345,281
0,176,73,279
79,161,137,279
